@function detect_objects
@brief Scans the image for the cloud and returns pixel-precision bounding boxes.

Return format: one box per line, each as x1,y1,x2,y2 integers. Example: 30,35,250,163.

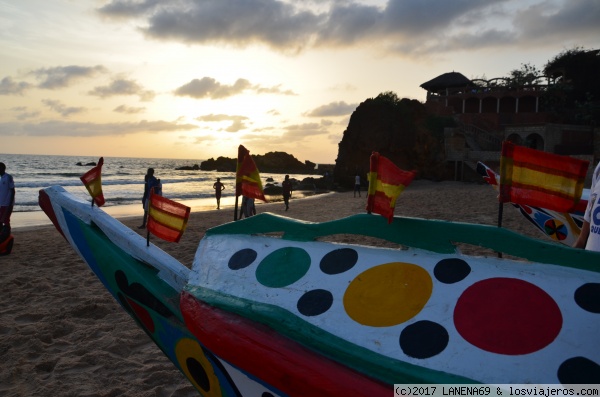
174,77,251,99
95,0,599,56
129,0,321,52
282,122,329,139
89,78,156,101
10,107,40,120
0,119,197,137
0,77,31,95
42,99,87,117
196,113,249,132
31,65,107,89
513,1,600,43
114,104,146,114
174,77,294,99
97,0,161,19
304,101,357,117
255,84,296,95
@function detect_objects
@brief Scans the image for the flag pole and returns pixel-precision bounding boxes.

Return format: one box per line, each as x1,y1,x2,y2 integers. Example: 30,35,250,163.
497,202,503,228
146,230,150,247
497,201,504,258
234,195,239,221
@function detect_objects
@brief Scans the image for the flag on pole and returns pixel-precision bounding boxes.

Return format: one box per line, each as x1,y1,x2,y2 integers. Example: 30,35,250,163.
80,157,105,207
236,145,266,202
147,192,190,243
366,152,417,223
499,141,589,213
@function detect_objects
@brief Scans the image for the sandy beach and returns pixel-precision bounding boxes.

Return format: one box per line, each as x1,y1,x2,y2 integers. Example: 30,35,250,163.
1,181,540,396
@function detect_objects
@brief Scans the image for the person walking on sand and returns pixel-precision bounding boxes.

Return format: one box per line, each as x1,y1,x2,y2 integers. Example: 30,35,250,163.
0,162,15,230
213,177,225,209
282,174,292,211
139,167,160,229
354,174,361,197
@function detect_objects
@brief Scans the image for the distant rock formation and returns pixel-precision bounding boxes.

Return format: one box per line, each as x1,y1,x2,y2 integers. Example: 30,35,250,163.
200,151,319,174
333,92,449,188
197,156,235,172
76,161,97,166
175,164,200,171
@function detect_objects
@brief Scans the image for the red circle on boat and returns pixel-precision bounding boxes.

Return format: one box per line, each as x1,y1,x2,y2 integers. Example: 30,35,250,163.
454,278,562,355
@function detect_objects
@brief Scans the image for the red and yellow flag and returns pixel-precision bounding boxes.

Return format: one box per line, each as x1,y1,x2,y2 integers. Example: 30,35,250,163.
499,141,589,213
80,157,105,207
147,192,190,243
366,152,416,223
236,145,266,202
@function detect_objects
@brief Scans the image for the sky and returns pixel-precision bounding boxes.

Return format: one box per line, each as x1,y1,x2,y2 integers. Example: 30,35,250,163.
0,0,598,165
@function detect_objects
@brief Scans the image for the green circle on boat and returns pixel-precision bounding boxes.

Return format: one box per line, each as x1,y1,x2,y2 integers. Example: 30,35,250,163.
256,247,311,288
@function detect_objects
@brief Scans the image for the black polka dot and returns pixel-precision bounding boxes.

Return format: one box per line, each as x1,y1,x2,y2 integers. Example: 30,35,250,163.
399,320,449,359
320,248,358,275
186,357,210,392
557,357,600,384
297,289,333,316
433,258,471,284
262,393,275,397
228,249,258,270
574,283,600,313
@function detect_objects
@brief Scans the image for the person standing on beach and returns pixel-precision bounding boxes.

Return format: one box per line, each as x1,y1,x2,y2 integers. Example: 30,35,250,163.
354,174,361,197
139,168,160,229
0,162,15,230
282,174,292,211
240,195,256,218
574,161,600,252
213,178,225,209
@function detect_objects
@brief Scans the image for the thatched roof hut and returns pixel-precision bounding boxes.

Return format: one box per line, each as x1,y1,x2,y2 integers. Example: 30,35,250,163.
420,72,474,92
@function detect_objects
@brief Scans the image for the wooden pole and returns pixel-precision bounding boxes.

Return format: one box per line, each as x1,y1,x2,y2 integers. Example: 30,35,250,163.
146,230,150,247
234,195,239,221
497,201,504,258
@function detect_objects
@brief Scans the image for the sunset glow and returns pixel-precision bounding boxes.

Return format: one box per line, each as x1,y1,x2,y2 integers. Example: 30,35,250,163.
1,0,598,164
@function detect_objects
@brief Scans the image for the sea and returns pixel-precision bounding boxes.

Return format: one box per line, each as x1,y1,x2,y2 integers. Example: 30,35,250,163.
1,153,322,226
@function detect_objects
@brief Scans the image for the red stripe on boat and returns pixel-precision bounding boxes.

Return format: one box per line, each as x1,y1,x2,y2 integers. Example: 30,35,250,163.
38,189,65,238
180,291,389,397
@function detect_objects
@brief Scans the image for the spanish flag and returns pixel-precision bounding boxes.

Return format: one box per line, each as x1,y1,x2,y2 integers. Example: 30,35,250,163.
236,145,266,202
499,141,589,213
80,157,105,207
147,192,190,243
366,152,416,223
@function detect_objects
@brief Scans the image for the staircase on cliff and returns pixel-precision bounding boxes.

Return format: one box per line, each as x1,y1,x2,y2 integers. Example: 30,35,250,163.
445,122,503,180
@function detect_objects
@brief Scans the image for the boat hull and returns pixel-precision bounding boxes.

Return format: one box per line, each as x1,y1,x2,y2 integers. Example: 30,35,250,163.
39,186,600,393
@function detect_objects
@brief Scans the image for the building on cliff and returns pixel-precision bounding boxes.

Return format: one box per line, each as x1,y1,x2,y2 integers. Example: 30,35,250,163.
420,70,599,183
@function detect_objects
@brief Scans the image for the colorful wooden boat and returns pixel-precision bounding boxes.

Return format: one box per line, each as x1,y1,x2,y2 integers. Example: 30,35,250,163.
477,161,589,246
39,185,600,394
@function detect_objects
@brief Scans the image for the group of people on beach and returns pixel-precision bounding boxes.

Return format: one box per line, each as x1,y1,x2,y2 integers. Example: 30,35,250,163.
212,174,293,216
136,169,294,228
2,159,600,253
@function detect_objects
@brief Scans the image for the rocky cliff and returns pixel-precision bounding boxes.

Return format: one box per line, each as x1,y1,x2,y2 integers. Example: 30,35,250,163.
333,92,452,188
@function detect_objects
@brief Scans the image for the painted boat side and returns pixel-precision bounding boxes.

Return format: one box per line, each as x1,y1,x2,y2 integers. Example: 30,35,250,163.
39,186,287,396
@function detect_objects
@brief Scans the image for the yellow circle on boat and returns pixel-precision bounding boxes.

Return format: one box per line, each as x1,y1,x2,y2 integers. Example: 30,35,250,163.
175,338,222,396
343,262,432,327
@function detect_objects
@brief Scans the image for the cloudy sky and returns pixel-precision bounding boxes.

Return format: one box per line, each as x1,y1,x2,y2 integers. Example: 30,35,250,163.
0,0,598,164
